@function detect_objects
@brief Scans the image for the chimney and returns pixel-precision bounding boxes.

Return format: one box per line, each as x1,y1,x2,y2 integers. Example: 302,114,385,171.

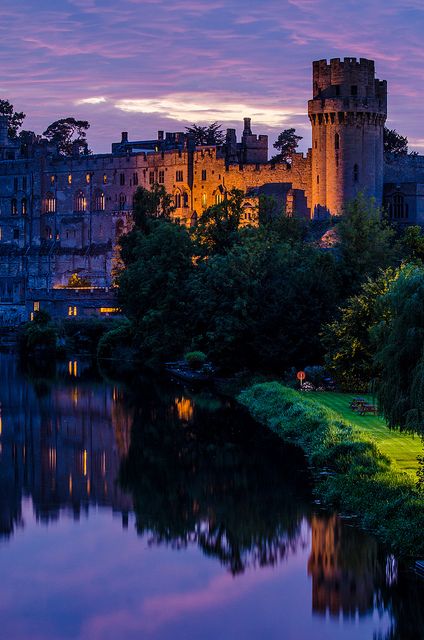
243,117,252,136
121,131,128,143
158,130,164,141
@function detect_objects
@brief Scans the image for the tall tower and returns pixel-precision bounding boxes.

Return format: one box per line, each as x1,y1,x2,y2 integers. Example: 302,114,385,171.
308,57,387,216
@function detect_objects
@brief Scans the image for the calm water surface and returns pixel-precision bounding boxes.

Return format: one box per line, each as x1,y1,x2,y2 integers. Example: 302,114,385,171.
0,353,423,640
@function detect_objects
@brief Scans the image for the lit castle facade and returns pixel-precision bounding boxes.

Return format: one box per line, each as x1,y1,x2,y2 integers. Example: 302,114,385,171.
0,57,423,322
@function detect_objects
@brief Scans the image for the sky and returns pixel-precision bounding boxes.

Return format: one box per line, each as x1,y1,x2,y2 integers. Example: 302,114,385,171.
0,0,423,154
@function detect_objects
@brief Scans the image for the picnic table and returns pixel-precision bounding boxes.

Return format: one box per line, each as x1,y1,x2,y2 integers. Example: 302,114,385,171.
349,398,378,415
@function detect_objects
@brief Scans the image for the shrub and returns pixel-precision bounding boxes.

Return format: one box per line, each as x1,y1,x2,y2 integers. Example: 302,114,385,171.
185,351,207,369
97,319,133,360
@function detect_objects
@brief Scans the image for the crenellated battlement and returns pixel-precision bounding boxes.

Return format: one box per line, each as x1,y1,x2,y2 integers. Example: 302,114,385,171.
312,57,386,104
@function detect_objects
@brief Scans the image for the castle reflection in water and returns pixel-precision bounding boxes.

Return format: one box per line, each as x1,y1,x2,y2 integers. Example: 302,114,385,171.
0,355,133,537
0,352,422,638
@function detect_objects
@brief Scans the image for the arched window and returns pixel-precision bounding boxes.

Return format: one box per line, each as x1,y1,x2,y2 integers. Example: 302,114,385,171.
94,191,105,211
74,191,86,212
183,192,189,208
393,193,408,219
335,133,340,150
45,192,56,213
215,193,223,205
353,164,359,183
201,193,207,208
119,193,126,210
45,225,53,240
174,191,181,209
11,198,18,215
21,198,27,215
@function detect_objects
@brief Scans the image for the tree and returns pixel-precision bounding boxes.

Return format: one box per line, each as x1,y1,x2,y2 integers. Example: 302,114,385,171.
0,99,26,138
131,184,175,235
384,127,408,156
67,273,91,288
118,220,195,361
401,225,424,263
42,117,90,155
271,128,303,164
322,268,399,391
337,193,397,293
185,122,225,146
372,265,424,432
193,188,244,255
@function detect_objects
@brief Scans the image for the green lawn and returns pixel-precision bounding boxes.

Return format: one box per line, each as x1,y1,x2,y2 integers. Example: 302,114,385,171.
309,392,423,479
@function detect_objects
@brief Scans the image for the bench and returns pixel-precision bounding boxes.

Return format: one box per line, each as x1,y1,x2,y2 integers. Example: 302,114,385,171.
358,403,378,416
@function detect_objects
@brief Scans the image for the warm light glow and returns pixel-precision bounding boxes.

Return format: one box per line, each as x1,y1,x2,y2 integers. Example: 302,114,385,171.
175,397,194,422
69,474,73,496
83,449,87,476
73,360,78,377
99,307,121,314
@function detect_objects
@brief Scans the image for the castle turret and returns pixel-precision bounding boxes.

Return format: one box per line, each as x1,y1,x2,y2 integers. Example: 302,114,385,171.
308,57,387,216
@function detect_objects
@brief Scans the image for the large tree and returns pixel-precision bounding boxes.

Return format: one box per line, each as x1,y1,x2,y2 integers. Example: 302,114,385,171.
185,122,225,146
337,193,398,293
383,127,408,156
43,117,90,155
271,128,303,164
0,99,26,138
372,264,424,433
193,188,244,255
322,268,399,392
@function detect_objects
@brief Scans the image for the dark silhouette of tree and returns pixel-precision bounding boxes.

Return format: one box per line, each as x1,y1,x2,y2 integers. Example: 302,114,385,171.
185,122,225,145
271,128,303,164
384,127,408,155
0,99,26,138
43,117,90,155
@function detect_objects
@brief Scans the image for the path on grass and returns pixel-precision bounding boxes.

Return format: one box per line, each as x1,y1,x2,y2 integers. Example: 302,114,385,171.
309,392,423,479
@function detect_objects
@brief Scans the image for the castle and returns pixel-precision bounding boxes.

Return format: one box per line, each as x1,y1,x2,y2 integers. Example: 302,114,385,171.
0,57,423,323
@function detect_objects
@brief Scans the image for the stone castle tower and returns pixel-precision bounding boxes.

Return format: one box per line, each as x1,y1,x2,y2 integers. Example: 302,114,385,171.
308,57,387,216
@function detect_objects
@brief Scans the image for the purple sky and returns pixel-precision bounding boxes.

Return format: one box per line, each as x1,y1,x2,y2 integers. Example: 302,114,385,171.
1,0,423,154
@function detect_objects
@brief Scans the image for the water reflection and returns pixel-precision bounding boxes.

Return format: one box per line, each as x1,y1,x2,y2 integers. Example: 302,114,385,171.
0,354,423,639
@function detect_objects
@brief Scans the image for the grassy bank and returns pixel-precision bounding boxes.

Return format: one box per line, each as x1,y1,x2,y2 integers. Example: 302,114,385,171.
238,382,424,556
309,392,423,480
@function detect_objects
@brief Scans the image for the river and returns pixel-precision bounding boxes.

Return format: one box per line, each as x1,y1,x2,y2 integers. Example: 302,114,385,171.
0,353,423,640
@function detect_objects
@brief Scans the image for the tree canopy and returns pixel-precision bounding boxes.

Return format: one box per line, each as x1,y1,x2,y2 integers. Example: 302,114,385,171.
185,122,225,146
383,127,408,156
271,128,303,164
42,117,90,155
0,99,26,138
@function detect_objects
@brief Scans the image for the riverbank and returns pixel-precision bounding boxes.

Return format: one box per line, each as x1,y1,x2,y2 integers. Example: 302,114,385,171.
238,382,424,556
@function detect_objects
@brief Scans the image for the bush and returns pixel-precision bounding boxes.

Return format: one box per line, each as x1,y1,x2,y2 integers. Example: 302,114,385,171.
97,319,133,360
185,351,207,369
19,310,58,354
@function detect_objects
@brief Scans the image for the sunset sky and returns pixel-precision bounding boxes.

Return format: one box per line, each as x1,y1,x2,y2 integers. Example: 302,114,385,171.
1,0,423,154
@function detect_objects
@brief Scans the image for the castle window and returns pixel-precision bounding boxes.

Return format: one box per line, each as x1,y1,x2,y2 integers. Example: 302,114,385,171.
201,193,207,208
50,175,55,185
120,173,125,186
74,191,86,212
13,177,18,191
353,164,359,183
335,133,340,150
393,193,407,219
86,173,91,184
351,85,358,97
13,228,19,240
176,170,183,182
45,193,57,213
45,226,52,239
201,169,207,181
149,171,155,185
68,306,78,317
68,174,72,185
317,175,320,185
314,140,317,149
94,191,105,211
133,172,138,186
103,174,107,184
215,193,223,204
183,192,189,208
11,198,18,215
21,198,27,215
23,176,27,190
174,191,181,208
119,193,126,209
34,301,40,312
158,170,165,184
